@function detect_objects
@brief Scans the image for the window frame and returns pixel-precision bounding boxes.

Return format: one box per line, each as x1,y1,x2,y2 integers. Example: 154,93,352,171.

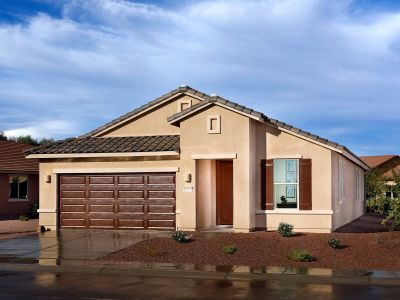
273,158,299,211
8,174,29,202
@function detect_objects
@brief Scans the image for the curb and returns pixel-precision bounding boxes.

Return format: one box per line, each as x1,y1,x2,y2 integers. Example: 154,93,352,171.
0,262,399,286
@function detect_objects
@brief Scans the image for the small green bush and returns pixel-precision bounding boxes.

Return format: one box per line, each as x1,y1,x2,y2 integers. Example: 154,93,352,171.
328,237,341,249
19,214,29,221
171,230,190,243
277,222,294,237
30,203,39,218
288,249,315,262
223,245,238,254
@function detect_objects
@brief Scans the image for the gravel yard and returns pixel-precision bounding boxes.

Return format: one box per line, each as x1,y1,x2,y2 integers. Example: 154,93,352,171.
0,219,38,235
102,231,400,271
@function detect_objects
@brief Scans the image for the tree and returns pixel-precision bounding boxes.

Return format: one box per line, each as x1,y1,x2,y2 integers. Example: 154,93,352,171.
381,173,400,231
0,131,7,141
365,170,386,213
7,135,54,146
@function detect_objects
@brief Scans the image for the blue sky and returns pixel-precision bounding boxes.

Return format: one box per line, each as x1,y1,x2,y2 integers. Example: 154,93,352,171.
0,0,399,155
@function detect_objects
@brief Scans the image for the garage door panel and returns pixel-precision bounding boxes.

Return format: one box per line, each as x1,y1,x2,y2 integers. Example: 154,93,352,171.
89,190,114,199
118,219,145,229
61,218,86,227
148,219,175,229
89,176,114,184
118,190,144,199
118,176,145,185
148,175,175,185
147,199,175,205
61,204,85,213
148,205,175,214
61,190,86,199
61,176,86,185
60,173,175,230
89,219,115,228
118,204,145,213
89,204,114,213
148,191,175,199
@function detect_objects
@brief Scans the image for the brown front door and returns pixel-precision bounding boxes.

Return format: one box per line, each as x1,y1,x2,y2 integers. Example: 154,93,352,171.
59,173,176,230
216,161,233,225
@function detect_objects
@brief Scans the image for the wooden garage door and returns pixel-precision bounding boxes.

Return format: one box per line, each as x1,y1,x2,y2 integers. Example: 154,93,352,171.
59,173,175,230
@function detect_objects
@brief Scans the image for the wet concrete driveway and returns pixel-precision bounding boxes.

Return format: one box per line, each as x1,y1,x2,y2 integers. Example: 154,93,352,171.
0,229,170,265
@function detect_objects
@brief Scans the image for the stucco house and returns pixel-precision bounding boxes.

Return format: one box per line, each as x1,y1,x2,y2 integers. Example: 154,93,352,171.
0,140,39,218
361,155,399,199
25,86,370,233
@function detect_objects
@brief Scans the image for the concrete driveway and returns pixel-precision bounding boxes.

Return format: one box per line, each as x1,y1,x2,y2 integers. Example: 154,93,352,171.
0,229,170,265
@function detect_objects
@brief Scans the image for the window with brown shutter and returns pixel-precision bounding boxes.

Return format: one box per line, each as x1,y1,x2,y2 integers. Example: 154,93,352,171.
299,158,312,210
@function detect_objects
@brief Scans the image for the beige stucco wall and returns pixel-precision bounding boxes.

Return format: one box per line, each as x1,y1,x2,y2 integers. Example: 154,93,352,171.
179,105,252,232
195,160,216,228
331,152,365,230
38,158,180,230
99,94,201,137
254,126,334,233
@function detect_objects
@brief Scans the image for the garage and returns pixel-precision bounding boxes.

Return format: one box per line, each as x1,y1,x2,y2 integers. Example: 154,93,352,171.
59,173,176,230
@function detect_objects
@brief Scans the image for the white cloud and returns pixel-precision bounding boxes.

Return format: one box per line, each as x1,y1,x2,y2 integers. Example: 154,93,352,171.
4,120,77,139
0,0,399,154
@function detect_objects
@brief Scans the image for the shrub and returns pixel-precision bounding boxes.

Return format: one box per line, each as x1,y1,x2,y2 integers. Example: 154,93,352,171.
19,214,29,221
288,249,315,262
277,222,294,237
328,237,341,249
223,245,238,254
30,203,39,218
171,230,190,243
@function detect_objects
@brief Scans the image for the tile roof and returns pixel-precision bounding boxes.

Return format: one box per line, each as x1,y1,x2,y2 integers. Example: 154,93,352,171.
81,86,208,138
0,141,38,172
25,135,180,155
360,155,398,169
167,95,268,123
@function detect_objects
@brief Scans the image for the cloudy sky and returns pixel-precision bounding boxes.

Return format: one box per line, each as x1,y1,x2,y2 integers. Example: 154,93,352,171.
0,0,399,155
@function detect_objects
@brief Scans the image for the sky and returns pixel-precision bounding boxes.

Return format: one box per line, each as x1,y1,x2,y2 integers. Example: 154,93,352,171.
0,0,399,156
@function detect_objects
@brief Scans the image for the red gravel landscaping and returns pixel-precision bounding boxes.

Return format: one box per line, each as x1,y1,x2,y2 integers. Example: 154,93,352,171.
102,231,400,271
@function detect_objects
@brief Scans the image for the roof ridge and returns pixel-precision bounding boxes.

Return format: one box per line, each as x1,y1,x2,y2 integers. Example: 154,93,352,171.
80,85,208,138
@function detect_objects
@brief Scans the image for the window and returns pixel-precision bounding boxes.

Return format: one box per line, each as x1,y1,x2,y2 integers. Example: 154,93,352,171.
177,99,191,112
274,159,298,209
207,115,221,134
9,175,28,200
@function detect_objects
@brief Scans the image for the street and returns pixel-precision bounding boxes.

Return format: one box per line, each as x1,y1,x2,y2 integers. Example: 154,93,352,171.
0,270,399,300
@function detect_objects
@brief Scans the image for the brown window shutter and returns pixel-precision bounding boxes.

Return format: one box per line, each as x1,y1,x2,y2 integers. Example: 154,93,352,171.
299,158,312,210
265,159,274,210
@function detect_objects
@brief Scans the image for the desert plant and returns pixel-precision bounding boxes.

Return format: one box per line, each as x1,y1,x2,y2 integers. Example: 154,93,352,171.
19,214,29,221
171,230,190,243
288,249,315,262
223,245,238,254
328,237,341,249
277,222,294,237
30,203,39,218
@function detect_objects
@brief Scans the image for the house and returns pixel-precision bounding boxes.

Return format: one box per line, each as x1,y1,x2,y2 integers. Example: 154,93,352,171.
0,140,39,218
25,86,370,233
361,155,399,198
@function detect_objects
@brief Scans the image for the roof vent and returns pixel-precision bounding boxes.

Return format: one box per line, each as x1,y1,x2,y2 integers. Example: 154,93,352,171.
210,93,218,97
179,84,187,88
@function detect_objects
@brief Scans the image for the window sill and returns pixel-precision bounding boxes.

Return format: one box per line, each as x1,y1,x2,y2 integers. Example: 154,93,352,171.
8,198,29,202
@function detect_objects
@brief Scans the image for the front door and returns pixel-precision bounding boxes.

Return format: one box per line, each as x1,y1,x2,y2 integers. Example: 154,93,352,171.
216,160,233,225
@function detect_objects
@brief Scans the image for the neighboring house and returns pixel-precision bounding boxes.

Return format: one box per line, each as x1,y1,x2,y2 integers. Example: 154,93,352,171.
0,140,39,218
25,86,370,233
361,155,400,199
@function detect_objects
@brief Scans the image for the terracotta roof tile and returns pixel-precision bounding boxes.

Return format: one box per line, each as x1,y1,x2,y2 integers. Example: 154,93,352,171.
25,135,180,155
